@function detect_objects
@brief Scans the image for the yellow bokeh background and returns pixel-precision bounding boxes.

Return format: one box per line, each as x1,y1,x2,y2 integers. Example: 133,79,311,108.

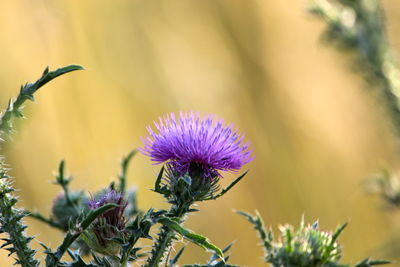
1,0,400,266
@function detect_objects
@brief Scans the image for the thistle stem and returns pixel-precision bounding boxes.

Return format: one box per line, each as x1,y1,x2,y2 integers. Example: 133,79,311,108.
144,201,192,267
0,183,39,266
28,210,65,231
120,236,140,267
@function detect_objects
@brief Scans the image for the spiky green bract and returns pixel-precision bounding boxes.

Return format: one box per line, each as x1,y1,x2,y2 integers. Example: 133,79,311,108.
160,168,220,203
154,166,248,204
238,212,389,267
310,0,400,133
168,246,186,266
0,157,39,266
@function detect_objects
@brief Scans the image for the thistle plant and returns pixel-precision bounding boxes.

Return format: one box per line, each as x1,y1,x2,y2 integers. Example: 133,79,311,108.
0,65,83,266
238,211,389,267
140,112,253,266
0,66,393,266
0,1,398,265
0,74,255,266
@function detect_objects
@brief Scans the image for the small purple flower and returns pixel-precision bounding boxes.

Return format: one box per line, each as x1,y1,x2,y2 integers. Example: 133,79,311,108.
140,112,253,178
88,189,127,232
84,189,127,255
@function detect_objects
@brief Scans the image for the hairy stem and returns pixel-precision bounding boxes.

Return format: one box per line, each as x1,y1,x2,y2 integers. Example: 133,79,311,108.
0,160,39,266
120,236,140,267
144,202,192,267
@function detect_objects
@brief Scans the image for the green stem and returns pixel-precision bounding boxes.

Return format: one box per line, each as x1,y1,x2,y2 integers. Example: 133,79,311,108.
120,236,140,267
146,227,175,267
144,202,192,267
27,211,65,231
118,150,136,195
61,182,74,208
0,183,39,266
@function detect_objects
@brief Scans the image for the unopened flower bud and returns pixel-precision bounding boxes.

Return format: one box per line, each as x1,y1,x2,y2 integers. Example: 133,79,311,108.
81,189,128,256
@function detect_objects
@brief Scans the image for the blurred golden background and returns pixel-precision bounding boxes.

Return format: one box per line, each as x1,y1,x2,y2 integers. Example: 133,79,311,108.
1,0,400,266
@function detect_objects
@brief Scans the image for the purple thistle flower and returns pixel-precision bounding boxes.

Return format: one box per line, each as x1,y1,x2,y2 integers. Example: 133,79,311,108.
140,112,253,179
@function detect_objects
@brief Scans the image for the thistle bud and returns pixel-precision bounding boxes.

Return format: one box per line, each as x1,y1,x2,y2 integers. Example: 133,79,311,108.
81,189,128,256
51,191,88,231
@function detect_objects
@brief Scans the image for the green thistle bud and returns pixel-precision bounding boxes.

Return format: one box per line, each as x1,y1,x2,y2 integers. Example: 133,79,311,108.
51,190,89,231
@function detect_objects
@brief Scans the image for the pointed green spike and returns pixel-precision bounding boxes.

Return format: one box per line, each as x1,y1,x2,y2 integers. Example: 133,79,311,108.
205,171,248,200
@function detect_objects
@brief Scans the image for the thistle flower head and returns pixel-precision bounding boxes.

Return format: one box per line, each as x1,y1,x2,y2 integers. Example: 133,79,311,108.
88,189,127,232
82,189,127,256
140,112,253,179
